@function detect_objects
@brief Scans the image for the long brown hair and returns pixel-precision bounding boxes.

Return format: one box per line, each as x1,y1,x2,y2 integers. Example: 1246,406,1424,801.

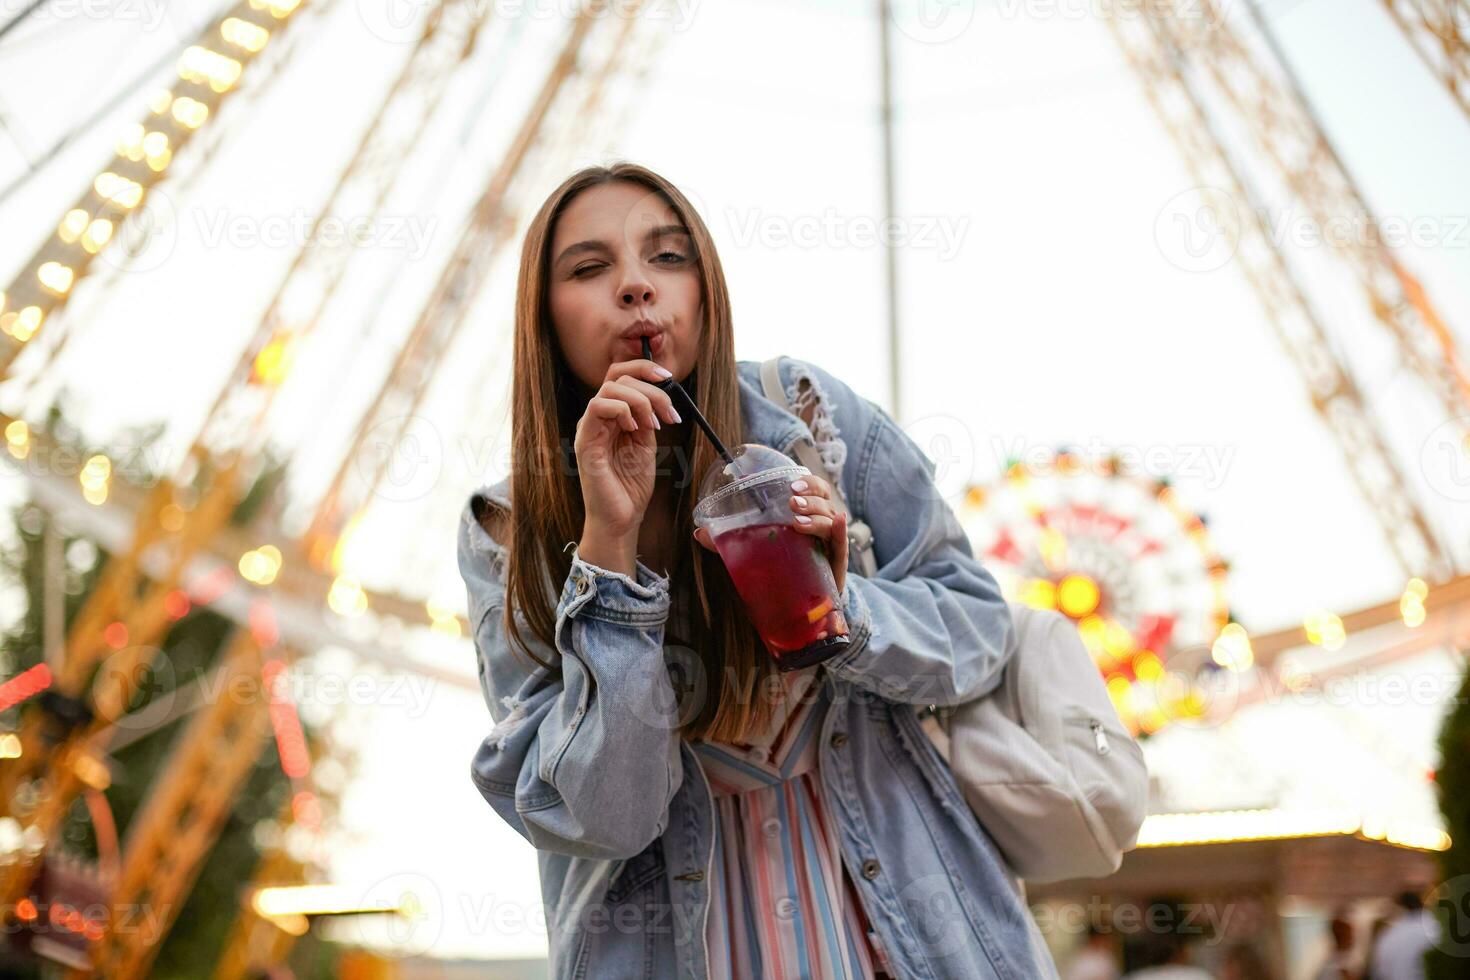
493,162,778,743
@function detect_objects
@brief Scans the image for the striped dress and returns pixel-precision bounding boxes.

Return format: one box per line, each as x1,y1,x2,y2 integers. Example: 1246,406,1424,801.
692,665,897,979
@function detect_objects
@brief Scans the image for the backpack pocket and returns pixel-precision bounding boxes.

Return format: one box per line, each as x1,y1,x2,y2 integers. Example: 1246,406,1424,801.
1061,712,1149,869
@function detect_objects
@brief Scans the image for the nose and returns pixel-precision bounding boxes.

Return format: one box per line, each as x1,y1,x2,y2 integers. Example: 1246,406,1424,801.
618,275,655,307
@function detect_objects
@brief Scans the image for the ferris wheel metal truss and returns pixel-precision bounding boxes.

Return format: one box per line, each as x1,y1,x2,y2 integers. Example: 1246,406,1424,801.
0,0,665,975
1382,0,1470,121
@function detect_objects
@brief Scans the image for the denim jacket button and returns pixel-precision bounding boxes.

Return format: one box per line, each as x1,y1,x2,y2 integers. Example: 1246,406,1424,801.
861,859,881,880
830,732,848,749
575,577,589,595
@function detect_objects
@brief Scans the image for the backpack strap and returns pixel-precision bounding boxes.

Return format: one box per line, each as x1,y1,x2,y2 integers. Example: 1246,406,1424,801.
760,357,878,579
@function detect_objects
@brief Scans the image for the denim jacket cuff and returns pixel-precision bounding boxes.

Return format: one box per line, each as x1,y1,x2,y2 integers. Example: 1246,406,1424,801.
559,544,672,626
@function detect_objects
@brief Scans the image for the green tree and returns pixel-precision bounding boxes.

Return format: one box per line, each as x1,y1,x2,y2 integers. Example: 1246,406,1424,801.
1426,656,1470,979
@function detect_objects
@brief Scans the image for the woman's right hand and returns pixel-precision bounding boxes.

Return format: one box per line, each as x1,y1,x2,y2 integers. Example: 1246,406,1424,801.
574,358,683,537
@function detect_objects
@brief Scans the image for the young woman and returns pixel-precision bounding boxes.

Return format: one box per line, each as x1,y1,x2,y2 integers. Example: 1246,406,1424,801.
456,162,1058,979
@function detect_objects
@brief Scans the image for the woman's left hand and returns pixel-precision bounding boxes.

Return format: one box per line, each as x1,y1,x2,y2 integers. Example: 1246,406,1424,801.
694,472,848,594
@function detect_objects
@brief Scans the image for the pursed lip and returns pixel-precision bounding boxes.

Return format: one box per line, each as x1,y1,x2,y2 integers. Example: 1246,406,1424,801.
618,319,665,357
618,318,661,340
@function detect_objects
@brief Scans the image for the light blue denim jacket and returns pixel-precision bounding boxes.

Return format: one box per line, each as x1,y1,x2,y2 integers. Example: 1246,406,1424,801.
457,356,1058,979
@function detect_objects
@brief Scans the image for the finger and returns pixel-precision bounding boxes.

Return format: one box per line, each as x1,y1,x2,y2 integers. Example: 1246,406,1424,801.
603,379,661,431
790,491,835,521
606,357,674,389
693,527,717,551
791,512,834,537
790,473,831,499
613,374,681,426
587,396,638,432
832,511,848,593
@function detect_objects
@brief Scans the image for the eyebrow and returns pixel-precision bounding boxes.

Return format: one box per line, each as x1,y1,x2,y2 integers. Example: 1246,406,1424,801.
554,224,691,267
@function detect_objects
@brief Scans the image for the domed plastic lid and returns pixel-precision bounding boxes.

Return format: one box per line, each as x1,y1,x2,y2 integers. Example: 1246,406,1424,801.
693,444,810,523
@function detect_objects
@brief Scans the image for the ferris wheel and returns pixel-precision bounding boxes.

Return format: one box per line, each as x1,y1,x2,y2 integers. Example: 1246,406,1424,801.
954,448,1244,737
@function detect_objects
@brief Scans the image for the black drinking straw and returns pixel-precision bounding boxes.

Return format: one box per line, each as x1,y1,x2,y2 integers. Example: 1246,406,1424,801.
643,336,736,467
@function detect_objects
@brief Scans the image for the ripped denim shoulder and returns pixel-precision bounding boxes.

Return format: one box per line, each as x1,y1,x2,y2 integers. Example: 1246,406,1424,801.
782,357,850,493
463,479,513,584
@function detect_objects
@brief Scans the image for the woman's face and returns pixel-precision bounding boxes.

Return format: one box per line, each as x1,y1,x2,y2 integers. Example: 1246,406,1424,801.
547,181,704,392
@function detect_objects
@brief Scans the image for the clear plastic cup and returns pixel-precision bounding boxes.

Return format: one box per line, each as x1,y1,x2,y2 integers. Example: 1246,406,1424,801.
692,444,850,671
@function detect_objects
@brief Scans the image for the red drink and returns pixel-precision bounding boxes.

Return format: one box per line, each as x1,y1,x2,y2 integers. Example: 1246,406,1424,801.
713,521,849,668
693,448,851,671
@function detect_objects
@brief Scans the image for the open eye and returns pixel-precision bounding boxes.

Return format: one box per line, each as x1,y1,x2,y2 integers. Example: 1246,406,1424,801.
653,250,686,265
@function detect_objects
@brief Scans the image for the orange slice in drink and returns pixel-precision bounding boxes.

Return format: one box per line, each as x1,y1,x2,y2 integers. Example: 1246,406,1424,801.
806,597,833,623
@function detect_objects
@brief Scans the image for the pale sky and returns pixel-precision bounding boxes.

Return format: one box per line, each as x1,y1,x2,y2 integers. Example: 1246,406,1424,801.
1,0,1467,961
